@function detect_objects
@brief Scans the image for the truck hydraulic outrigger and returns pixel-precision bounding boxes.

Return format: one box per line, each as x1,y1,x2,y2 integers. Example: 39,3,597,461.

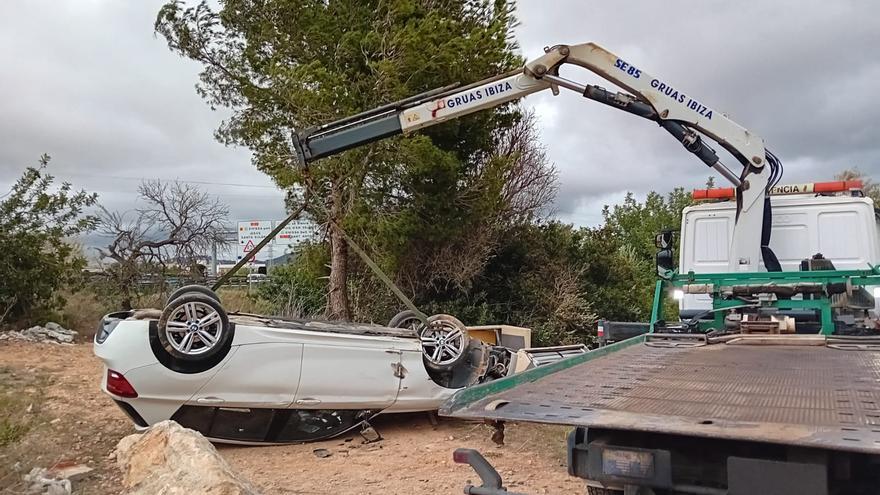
290,42,784,274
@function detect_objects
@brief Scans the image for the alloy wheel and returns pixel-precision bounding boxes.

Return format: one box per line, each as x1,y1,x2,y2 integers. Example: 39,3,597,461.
163,300,224,356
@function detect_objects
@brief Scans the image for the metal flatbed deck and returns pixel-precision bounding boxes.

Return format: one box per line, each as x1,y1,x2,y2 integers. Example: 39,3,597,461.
440,335,880,454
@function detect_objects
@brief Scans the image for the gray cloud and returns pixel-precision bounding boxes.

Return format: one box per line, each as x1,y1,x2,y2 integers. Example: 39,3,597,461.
1,0,877,236
0,1,286,229
515,0,880,224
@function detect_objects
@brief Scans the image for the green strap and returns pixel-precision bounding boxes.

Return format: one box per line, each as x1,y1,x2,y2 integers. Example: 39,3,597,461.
214,178,427,323
334,224,428,323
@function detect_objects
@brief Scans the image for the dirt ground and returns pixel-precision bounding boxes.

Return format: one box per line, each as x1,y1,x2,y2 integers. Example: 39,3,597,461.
0,341,585,494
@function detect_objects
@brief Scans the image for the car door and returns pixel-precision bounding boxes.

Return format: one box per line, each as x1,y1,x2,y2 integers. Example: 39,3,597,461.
293,340,402,410
192,343,304,408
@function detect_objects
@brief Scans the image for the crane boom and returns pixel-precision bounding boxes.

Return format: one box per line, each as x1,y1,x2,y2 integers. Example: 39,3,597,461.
292,42,782,273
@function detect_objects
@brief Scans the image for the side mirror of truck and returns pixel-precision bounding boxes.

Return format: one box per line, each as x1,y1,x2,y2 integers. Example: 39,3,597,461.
655,230,674,249
655,230,675,278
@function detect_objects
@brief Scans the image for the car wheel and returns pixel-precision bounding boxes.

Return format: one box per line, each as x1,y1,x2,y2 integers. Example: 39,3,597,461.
388,310,425,332
157,293,231,362
421,314,471,372
166,284,220,306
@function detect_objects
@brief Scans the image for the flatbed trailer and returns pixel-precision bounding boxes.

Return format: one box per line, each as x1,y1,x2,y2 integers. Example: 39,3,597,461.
440,334,880,494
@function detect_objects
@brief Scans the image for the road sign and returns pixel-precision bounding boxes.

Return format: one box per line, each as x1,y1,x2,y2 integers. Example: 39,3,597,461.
236,219,319,261
274,219,319,246
238,220,273,245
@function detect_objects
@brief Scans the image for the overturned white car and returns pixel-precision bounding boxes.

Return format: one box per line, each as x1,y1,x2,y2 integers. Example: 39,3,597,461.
94,286,583,444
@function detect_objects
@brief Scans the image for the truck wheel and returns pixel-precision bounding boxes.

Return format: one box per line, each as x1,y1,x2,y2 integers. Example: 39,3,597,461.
157,293,232,362
421,314,471,372
388,310,425,332
166,284,220,306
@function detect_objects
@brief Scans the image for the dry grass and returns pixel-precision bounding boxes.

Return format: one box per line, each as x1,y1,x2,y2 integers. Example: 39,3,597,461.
509,423,572,465
59,291,115,339
0,367,48,448
58,288,166,340
216,287,275,314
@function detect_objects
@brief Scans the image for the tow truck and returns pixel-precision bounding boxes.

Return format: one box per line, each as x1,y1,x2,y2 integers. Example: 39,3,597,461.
598,179,880,345
278,41,880,493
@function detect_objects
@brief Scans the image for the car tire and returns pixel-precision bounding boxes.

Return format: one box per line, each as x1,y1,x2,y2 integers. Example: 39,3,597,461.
157,293,232,362
166,284,220,306
421,314,471,372
388,310,425,332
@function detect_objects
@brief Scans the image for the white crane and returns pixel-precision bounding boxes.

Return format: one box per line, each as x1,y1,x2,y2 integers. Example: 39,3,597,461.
292,42,783,273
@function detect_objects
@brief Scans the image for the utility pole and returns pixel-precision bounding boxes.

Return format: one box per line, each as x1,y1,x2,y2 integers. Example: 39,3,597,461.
267,243,274,271
211,242,217,276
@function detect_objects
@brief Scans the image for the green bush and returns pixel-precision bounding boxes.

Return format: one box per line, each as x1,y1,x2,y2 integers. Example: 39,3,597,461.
0,156,97,327
255,245,328,318
257,189,687,345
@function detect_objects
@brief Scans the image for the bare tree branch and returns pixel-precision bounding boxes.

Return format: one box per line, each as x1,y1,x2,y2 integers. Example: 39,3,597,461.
97,180,230,309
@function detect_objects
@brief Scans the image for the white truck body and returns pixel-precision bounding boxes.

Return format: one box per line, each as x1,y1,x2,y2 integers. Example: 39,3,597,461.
679,194,880,313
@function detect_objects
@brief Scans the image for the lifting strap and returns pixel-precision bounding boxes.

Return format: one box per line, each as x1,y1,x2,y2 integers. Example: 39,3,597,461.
212,183,428,324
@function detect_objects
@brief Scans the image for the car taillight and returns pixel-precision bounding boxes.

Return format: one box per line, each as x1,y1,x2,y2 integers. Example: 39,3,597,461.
106,369,138,398
597,323,604,338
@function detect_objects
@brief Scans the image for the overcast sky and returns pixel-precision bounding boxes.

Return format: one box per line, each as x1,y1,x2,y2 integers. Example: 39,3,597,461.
1,0,878,238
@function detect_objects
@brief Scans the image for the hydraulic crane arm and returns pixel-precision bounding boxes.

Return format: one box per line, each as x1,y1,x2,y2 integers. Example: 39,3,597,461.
292,70,550,162
292,42,783,273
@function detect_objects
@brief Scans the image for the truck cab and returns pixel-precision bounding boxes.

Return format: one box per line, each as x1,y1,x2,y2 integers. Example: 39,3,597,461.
679,181,880,324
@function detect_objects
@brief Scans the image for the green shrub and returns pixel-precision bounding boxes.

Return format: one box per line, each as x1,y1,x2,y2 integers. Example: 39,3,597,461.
0,156,97,327
255,245,328,318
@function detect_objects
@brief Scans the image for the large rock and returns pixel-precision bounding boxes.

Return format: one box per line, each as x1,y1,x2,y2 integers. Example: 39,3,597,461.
115,420,260,495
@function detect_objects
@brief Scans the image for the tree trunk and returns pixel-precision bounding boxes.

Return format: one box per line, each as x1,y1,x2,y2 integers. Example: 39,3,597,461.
326,179,351,321
119,274,134,311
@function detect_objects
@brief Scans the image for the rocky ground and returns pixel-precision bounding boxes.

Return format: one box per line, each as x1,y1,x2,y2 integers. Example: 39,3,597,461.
0,341,584,494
